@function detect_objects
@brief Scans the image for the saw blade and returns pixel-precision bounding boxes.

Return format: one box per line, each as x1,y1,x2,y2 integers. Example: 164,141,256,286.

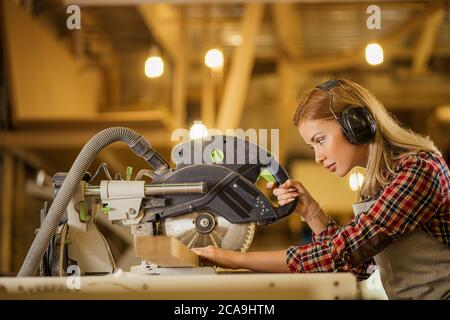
162,211,255,252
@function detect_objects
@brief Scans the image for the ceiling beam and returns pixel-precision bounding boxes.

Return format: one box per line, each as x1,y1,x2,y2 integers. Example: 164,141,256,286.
11,109,169,129
3,147,56,173
271,3,303,61
172,7,188,130
138,4,181,62
81,11,122,108
216,3,264,131
138,4,187,129
291,3,444,72
272,3,308,163
200,6,218,129
201,67,217,129
67,1,433,5
0,128,171,149
364,76,450,110
412,6,445,75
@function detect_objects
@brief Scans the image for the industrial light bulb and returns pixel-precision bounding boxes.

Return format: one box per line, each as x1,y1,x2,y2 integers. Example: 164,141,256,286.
189,121,208,139
205,49,224,69
145,56,164,78
365,43,383,65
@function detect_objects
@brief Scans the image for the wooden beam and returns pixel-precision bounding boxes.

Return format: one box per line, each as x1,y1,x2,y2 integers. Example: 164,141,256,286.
0,128,171,149
12,159,25,273
201,67,216,129
366,76,450,110
5,147,55,174
25,180,53,201
172,7,187,130
1,153,14,274
12,109,168,127
200,6,217,129
412,7,445,75
216,3,264,131
272,3,307,163
138,4,181,62
291,3,444,72
67,0,433,5
139,4,186,130
82,12,122,108
276,62,309,164
271,3,303,60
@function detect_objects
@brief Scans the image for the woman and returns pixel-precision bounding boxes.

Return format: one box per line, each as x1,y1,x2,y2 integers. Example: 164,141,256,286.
192,79,450,300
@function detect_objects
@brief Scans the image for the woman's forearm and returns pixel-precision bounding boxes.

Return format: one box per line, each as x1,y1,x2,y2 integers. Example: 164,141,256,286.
235,250,291,273
305,208,330,235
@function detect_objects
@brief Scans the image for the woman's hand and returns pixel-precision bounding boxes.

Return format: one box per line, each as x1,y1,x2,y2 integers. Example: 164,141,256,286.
191,246,242,269
267,179,320,217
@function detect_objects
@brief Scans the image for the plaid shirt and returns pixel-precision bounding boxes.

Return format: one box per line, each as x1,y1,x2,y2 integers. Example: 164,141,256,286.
286,151,450,280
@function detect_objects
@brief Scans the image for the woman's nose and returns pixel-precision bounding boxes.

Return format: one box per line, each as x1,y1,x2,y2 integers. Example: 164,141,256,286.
314,150,326,164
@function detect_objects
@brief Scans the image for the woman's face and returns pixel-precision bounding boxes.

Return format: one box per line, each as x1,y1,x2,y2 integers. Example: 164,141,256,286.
298,119,369,177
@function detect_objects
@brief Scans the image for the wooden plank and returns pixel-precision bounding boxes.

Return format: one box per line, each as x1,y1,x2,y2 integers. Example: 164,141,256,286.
1,153,14,274
216,3,264,131
134,235,199,268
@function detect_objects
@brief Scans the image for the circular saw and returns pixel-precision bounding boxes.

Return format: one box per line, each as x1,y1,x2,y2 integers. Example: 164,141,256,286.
38,131,298,276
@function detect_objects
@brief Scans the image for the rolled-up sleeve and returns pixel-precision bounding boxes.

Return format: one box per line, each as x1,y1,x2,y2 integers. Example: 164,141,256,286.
287,155,443,276
311,217,340,243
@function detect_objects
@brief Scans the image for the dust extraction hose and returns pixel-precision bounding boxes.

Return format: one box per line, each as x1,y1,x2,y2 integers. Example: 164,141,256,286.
17,127,168,277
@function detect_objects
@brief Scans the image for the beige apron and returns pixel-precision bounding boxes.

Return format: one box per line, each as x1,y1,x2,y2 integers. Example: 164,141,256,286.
352,199,450,300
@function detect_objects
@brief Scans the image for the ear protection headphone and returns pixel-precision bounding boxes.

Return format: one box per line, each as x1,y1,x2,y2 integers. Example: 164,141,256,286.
316,79,377,145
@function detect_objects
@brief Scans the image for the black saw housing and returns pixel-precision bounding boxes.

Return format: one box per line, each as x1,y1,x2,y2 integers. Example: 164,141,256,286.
145,135,297,225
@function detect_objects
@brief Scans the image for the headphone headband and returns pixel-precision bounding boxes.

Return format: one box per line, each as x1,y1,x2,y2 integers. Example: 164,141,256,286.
314,79,377,144
316,79,342,91
316,79,343,120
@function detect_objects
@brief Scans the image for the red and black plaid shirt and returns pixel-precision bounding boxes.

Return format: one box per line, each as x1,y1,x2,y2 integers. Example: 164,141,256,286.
286,151,450,280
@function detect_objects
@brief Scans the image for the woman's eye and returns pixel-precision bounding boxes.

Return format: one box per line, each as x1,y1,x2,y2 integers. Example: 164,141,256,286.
316,138,325,145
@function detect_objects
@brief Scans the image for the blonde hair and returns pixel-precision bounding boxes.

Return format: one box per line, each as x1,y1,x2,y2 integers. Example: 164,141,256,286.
293,79,441,198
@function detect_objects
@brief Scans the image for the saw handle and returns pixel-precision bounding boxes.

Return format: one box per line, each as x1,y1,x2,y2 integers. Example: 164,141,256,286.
263,165,298,219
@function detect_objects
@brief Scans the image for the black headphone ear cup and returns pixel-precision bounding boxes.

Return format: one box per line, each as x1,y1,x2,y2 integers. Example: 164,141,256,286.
336,116,354,142
339,106,377,144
